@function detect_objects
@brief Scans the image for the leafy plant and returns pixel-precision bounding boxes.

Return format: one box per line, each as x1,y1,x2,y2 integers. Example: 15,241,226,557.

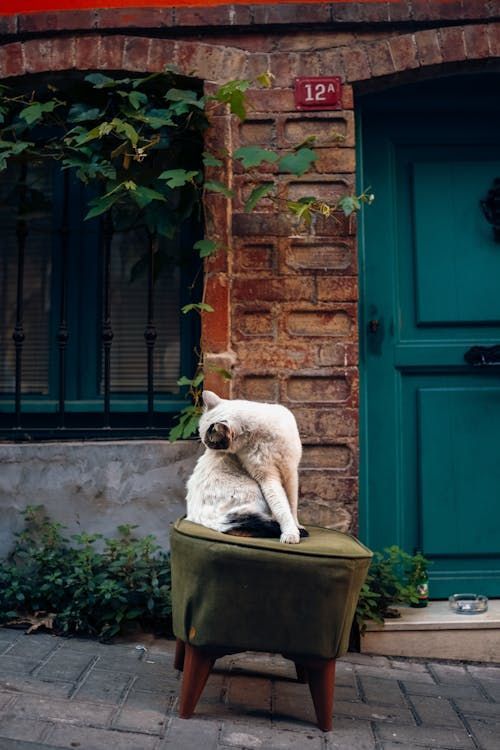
355,546,430,634
0,506,172,641
0,70,373,441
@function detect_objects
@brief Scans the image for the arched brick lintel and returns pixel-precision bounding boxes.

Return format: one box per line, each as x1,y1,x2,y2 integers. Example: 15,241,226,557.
334,24,500,83
0,34,250,82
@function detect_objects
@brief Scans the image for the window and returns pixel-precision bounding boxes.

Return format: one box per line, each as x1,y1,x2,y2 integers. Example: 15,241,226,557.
0,159,201,438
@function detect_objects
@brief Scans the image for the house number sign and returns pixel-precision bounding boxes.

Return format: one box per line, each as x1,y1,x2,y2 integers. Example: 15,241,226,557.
294,77,342,111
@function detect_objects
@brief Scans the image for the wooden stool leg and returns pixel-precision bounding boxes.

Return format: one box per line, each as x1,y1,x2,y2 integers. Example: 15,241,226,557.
178,643,214,719
174,638,185,671
307,659,336,732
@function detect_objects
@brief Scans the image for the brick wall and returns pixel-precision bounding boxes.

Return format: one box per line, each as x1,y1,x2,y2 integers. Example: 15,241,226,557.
1,5,499,533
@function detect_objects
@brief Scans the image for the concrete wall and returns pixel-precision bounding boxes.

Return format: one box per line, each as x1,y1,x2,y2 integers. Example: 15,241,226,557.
0,440,201,557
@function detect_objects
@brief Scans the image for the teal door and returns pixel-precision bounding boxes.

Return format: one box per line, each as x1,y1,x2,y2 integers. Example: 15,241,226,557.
359,76,500,597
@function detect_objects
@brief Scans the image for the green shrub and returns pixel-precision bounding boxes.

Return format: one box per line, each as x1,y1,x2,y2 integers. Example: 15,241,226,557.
0,506,171,641
355,546,430,633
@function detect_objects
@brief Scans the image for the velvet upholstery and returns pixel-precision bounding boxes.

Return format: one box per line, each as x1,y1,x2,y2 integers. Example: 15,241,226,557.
171,518,372,660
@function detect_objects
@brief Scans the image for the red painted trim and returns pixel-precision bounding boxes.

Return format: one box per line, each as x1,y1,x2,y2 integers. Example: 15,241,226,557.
0,0,405,15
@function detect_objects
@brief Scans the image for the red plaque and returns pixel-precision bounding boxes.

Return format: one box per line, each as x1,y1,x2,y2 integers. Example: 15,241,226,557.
294,77,342,111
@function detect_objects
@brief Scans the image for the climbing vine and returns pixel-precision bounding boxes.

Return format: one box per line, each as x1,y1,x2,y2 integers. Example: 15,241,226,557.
0,69,373,439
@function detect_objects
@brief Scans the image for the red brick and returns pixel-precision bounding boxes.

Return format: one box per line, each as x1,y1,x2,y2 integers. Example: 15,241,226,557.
389,34,420,72
415,29,443,66
281,112,355,149
317,276,359,302
233,308,276,340
341,84,354,110
233,212,305,237
318,342,359,367
236,342,314,370
285,310,353,338
0,43,25,78
233,276,314,303
0,15,17,34
460,0,492,20
177,4,252,27
239,376,279,402
203,354,233,399
438,26,466,63
202,274,230,353
487,23,500,57
366,40,395,78
23,39,52,74
464,25,490,59
98,35,126,71
388,1,412,22
239,119,276,147
310,47,344,78
300,472,358,504
245,88,296,114
342,46,371,82
269,52,299,88
18,10,95,33
301,443,353,470
123,36,151,72
146,38,177,73
75,35,101,70
243,53,272,84
234,243,276,272
253,3,330,25
50,37,75,71
96,8,173,29
286,374,351,404
284,240,354,274
293,406,358,440
286,176,355,204
315,147,356,174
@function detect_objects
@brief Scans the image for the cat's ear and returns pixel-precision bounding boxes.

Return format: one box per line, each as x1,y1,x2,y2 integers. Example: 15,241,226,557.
202,390,222,410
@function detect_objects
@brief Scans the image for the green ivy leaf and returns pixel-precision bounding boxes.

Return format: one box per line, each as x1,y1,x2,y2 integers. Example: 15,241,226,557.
204,180,234,198
131,186,166,209
67,103,103,123
278,147,317,176
181,302,214,314
128,91,148,111
337,195,360,216
18,100,60,126
233,146,278,169
193,239,218,258
85,73,127,88
244,182,275,213
256,71,274,88
158,169,200,188
202,152,223,168
213,79,251,120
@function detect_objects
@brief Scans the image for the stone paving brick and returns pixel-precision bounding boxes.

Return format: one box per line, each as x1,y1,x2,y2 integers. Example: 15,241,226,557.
334,684,359,702
113,688,170,733
36,650,95,682
6,636,59,662
11,694,114,727
0,656,38,675
47,724,159,749
408,695,464,728
227,675,271,712
161,716,219,749
453,697,500,719
342,653,391,667
401,680,483,701
73,667,132,703
355,665,435,684
429,664,472,685
333,699,414,724
375,722,476,749
358,676,406,706
0,740,61,750
0,691,15,710
0,676,73,699
326,716,376,749
0,712,51,742
272,681,317,726
466,717,500,750
221,723,323,748
466,665,500,701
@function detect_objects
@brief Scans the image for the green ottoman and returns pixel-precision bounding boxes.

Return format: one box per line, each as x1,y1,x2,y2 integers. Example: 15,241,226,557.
170,518,372,731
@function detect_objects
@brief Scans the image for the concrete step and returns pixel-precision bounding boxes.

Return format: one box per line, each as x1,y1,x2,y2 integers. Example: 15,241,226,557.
360,599,500,663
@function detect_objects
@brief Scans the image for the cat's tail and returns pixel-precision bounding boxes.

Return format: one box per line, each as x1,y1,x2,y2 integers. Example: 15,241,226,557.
223,513,309,539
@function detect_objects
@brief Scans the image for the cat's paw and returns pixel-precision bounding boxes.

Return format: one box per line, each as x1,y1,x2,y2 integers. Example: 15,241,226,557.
280,530,301,544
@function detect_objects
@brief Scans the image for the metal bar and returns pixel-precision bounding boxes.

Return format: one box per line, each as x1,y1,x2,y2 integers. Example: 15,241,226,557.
101,212,114,427
57,170,70,428
12,164,28,429
144,233,157,428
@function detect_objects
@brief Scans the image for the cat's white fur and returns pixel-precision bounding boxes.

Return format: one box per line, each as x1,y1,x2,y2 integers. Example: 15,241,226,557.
186,390,303,544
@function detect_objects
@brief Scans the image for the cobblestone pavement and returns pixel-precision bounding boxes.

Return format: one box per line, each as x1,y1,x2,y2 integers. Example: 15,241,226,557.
0,628,499,750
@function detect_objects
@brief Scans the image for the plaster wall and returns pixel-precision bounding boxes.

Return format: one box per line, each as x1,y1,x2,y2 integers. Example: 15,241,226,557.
0,440,201,556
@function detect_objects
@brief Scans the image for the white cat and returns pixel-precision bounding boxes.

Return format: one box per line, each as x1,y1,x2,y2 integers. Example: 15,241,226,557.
186,390,307,544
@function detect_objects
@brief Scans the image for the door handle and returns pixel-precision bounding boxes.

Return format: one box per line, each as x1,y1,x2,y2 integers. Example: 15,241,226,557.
464,344,500,366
